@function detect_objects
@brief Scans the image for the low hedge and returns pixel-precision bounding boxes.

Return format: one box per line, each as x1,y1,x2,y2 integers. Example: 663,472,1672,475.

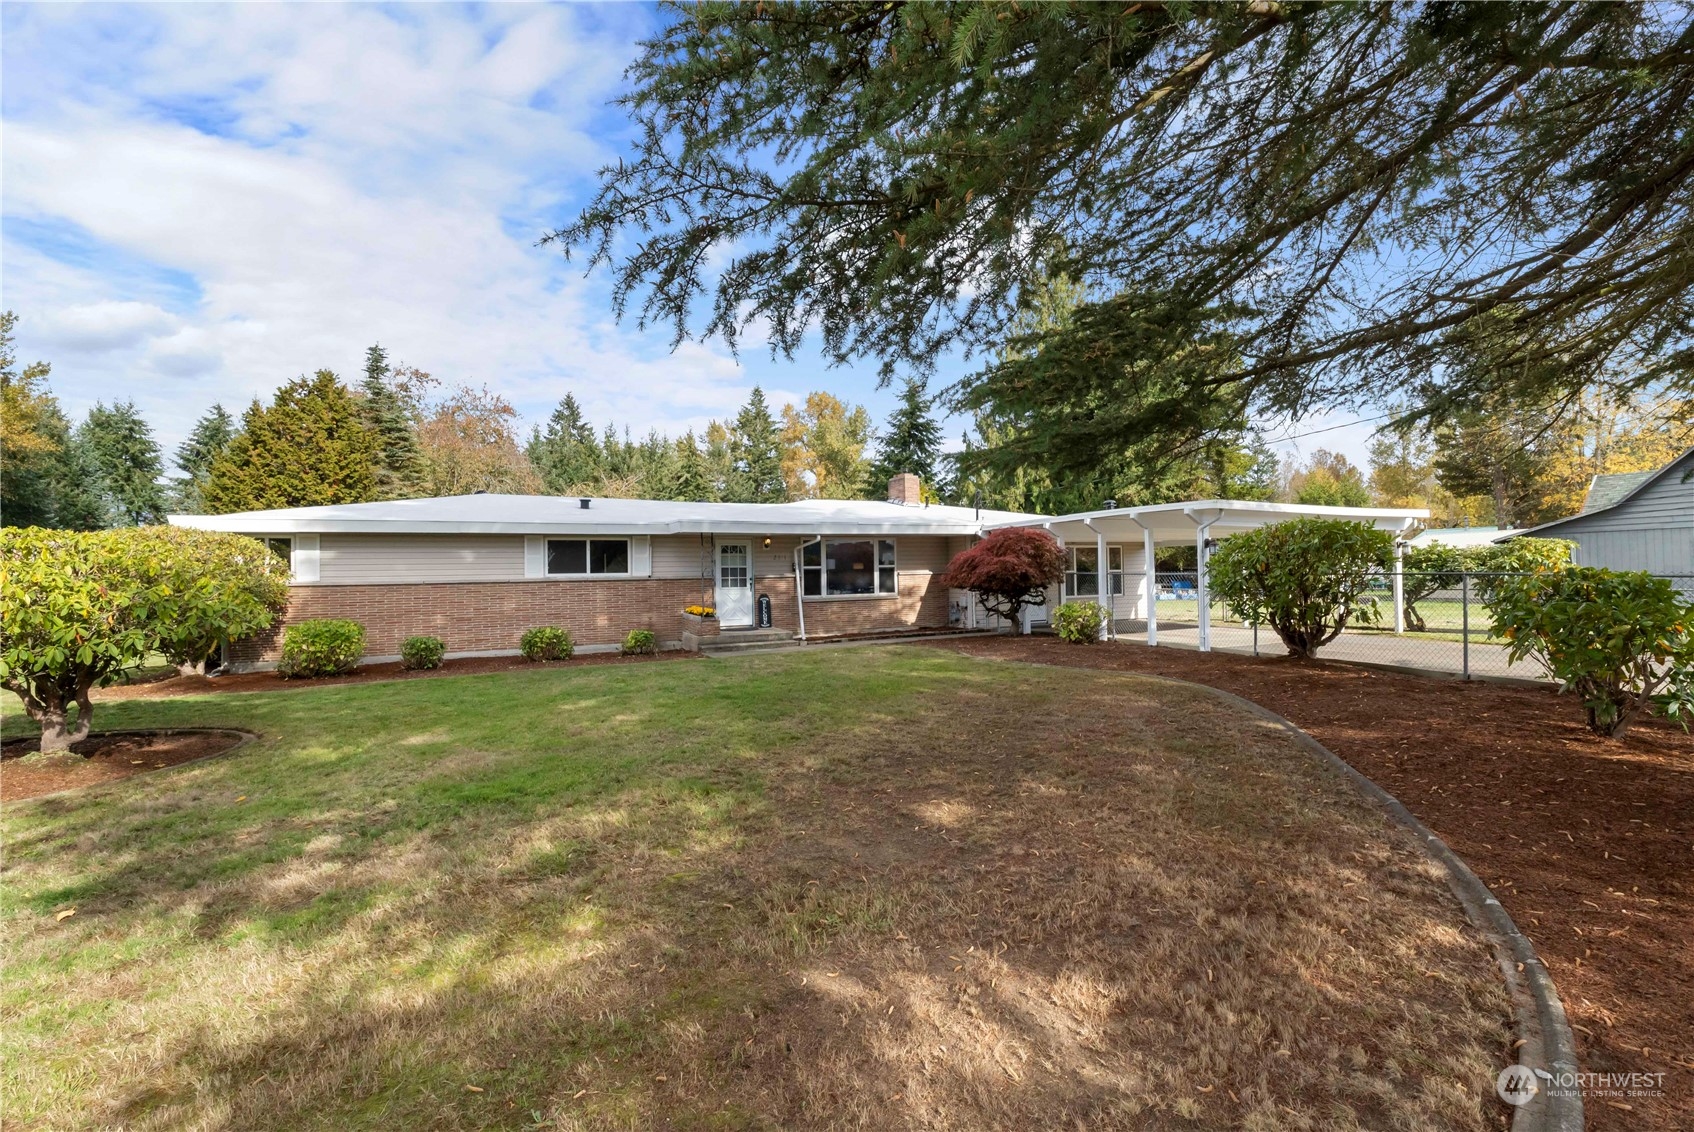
621,629,657,656
520,626,574,662
400,635,445,670
278,619,365,678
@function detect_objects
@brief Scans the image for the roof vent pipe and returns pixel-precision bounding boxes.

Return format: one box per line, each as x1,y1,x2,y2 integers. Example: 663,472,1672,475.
580,498,591,509
1103,498,1117,510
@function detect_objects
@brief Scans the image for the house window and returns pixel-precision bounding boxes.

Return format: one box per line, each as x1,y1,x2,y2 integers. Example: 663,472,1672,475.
802,538,897,597
546,538,629,576
262,537,292,562
1065,546,1124,597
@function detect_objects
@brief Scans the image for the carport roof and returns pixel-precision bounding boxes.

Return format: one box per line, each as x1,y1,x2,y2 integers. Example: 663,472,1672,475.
986,499,1428,544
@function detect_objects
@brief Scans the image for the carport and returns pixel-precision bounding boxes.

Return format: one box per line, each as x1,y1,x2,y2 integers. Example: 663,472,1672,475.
986,500,1427,649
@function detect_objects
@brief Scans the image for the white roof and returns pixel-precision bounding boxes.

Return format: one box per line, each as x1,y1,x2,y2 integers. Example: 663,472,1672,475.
166,493,1048,537
987,498,1428,543
1406,527,1524,548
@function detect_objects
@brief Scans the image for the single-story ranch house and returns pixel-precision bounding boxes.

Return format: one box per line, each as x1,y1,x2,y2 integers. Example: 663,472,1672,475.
170,474,1427,669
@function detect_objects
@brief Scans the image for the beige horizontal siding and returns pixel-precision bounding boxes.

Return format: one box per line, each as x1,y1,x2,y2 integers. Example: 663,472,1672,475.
652,534,712,580
317,535,525,584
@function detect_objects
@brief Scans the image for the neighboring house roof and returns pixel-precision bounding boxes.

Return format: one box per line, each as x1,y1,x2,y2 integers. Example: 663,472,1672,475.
1581,471,1655,513
1406,527,1526,549
167,494,1048,537
1511,447,1694,538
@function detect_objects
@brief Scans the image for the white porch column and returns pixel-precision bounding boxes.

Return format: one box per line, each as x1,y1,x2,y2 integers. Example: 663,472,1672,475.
1142,524,1158,646
1186,509,1220,652
1085,520,1110,641
1392,538,1406,635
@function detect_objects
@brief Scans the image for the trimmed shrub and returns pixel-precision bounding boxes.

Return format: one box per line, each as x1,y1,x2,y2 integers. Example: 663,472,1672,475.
520,626,574,662
1,526,289,752
1208,519,1393,658
278,619,366,678
400,635,445,671
1490,567,1694,738
1053,601,1107,644
621,629,658,656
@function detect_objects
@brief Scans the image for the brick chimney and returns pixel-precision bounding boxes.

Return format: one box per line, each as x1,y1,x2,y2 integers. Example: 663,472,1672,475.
887,472,922,505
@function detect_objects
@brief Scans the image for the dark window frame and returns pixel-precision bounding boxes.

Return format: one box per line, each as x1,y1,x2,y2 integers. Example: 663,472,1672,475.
545,537,631,577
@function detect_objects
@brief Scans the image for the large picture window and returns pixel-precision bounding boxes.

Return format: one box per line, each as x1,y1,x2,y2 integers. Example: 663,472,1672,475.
802,538,896,597
1065,546,1124,597
546,538,629,576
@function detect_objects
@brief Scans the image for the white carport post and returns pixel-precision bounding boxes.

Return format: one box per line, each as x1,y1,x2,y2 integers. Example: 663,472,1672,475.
1084,519,1111,640
1130,517,1157,646
1392,537,1406,635
1185,507,1222,652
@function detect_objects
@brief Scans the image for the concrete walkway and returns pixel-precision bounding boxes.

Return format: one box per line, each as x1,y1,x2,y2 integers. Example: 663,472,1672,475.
1125,622,1551,683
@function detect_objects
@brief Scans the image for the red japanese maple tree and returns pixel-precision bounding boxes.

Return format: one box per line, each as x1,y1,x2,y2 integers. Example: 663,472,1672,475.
941,527,1066,633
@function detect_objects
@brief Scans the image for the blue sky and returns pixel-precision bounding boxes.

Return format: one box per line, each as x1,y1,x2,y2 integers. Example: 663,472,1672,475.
1,2,1378,474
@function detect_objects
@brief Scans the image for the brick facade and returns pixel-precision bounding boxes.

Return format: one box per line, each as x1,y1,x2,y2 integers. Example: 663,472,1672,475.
747,573,953,637
228,578,705,667
228,534,962,668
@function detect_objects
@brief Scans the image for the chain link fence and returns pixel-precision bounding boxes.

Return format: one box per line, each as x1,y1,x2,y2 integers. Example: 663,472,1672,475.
1114,570,1694,683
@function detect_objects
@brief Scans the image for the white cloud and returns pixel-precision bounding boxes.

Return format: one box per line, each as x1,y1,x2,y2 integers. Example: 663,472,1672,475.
0,3,788,452
33,300,179,353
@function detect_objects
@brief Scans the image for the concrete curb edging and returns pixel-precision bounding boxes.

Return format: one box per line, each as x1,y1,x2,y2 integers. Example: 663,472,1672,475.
1160,677,1585,1132
949,651,1585,1132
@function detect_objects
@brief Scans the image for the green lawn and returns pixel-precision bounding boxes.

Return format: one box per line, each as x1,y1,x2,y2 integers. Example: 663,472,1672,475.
2,648,1508,1130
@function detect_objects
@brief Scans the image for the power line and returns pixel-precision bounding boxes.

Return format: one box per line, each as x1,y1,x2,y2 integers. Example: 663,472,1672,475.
1259,410,1397,446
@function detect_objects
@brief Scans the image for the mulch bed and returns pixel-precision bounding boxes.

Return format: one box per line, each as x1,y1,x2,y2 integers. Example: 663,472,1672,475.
95,649,701,702
2,730,249,802
927,635,1694,1132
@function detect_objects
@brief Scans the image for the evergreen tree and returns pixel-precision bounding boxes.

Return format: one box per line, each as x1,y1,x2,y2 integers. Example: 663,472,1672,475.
170,404,237,514
78,401,166,525
1,396,107,531
726,387,786,503
558,4,1694,431
359,344,426,498
867,378,942,495
528,394,603,492
42,409,110,530
702,421,736,500
202,371,382,512
671,431,713,502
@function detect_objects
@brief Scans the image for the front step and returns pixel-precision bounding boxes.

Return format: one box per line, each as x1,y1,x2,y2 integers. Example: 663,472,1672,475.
698,628,797,655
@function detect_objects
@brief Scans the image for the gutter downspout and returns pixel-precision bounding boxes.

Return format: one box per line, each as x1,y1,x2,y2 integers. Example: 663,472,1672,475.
794,535,822,642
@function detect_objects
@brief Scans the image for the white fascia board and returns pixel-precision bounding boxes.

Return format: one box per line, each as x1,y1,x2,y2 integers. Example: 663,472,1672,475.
167,514,1004,538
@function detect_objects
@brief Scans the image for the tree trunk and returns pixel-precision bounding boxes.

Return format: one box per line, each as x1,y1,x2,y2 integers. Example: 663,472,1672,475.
8,676,95,758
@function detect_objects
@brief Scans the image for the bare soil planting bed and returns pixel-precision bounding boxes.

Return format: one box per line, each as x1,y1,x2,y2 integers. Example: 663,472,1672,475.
94,648,701,702
930,635,1694,1132
2,730,249,802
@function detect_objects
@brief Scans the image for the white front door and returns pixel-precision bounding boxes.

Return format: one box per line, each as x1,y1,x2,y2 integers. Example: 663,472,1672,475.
716,542,754,627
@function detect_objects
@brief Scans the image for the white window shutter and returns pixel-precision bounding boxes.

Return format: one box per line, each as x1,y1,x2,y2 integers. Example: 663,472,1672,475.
292,534,320,583
524,536,545,578
630,535,652,577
